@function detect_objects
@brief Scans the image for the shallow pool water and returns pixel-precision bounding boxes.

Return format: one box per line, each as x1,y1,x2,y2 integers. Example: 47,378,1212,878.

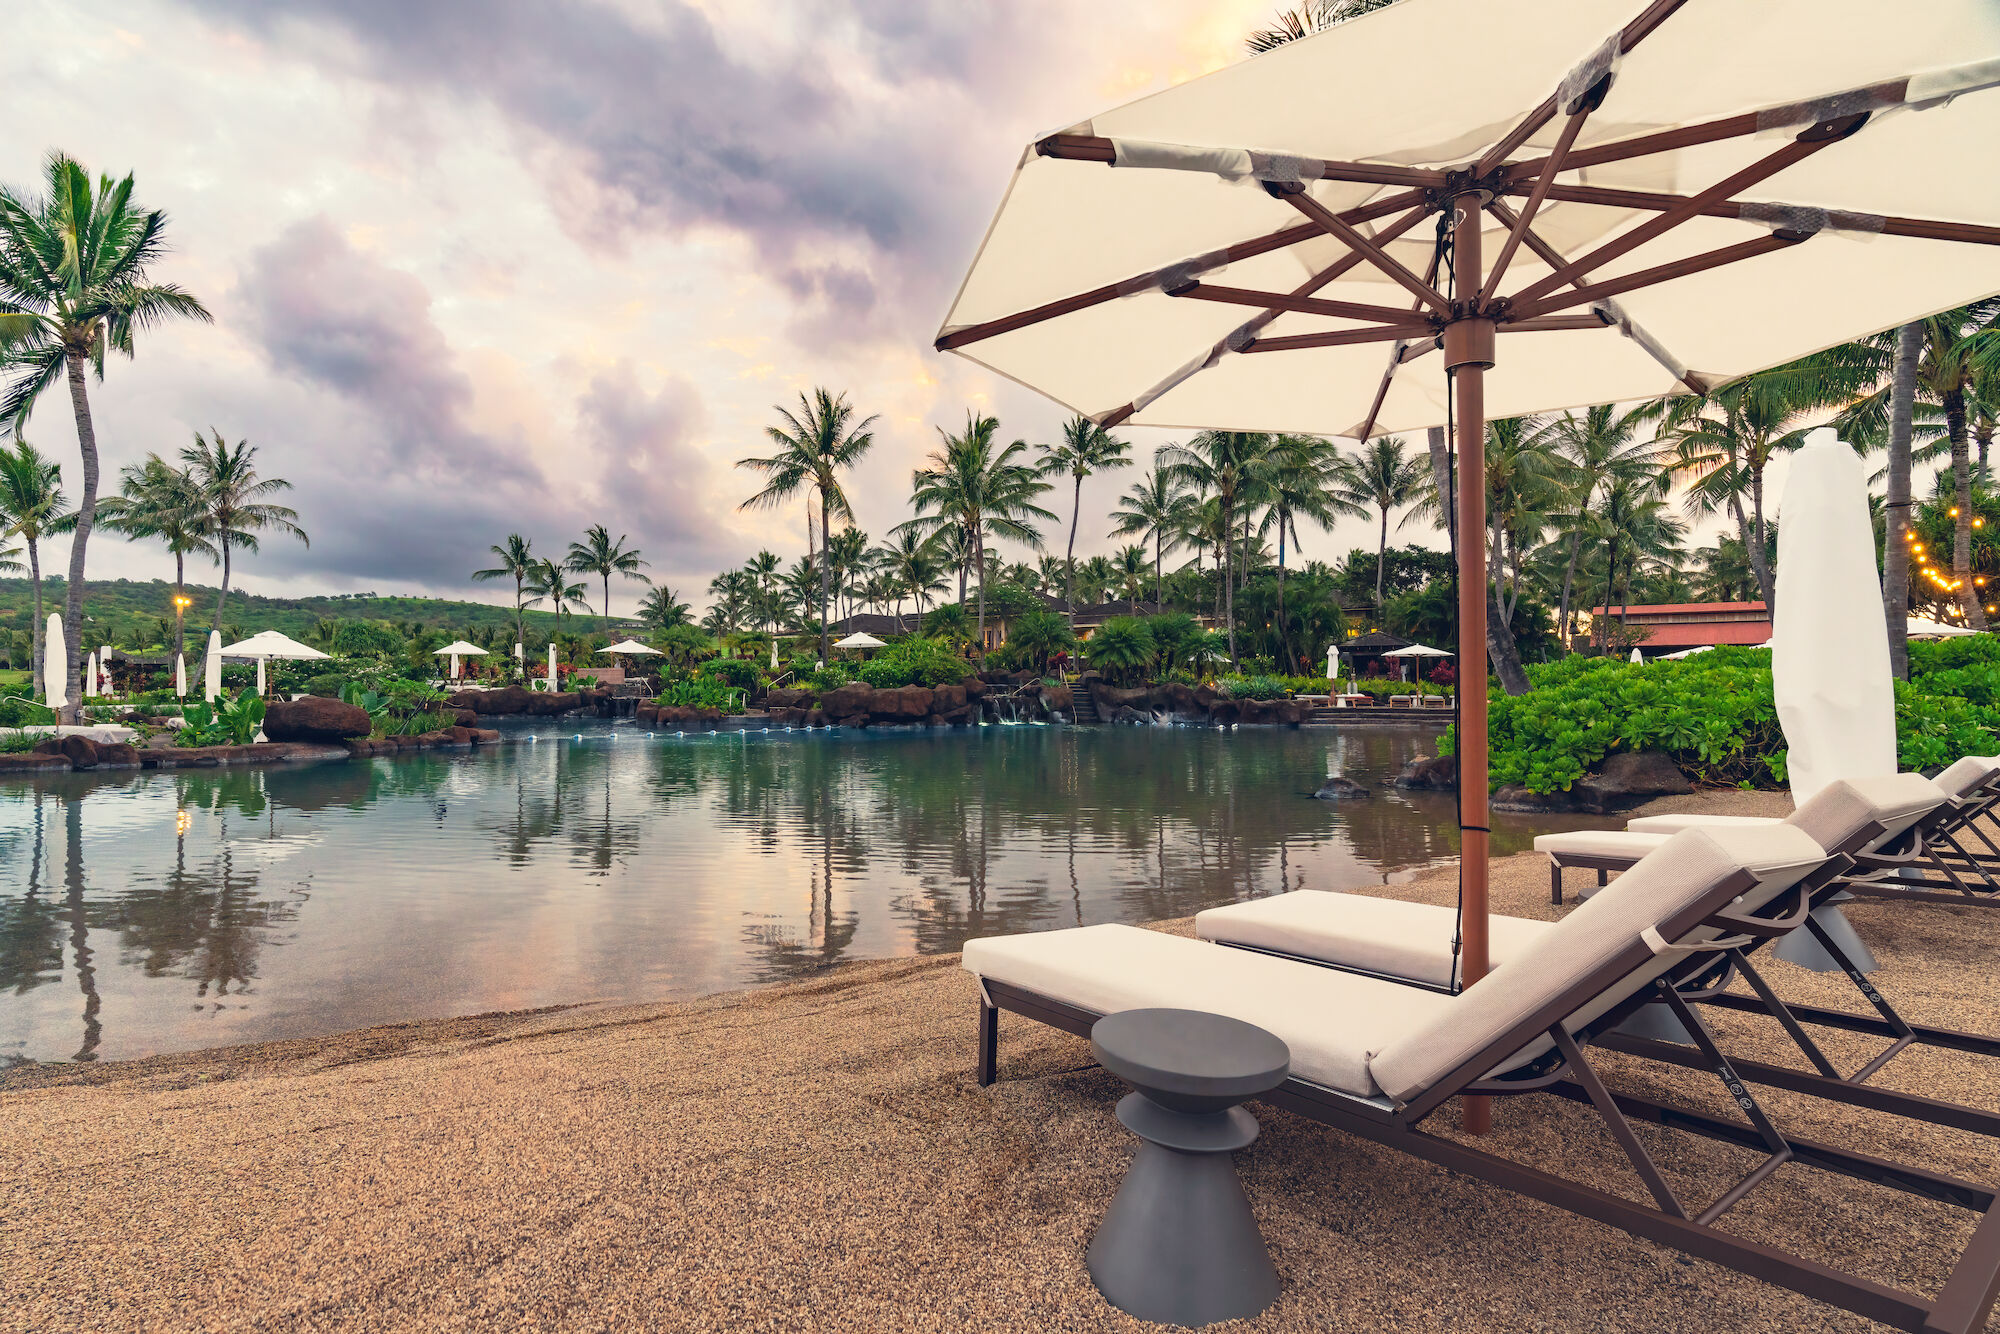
0,721,1593,1064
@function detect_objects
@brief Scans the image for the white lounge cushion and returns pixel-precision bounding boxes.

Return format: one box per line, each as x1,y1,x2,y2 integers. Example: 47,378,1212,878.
1196,894,1551,988
1370,824,1825,1104
1532,830,1670,861
1933,755,2000,801
1627,774,1946,850
962,923,1455,1097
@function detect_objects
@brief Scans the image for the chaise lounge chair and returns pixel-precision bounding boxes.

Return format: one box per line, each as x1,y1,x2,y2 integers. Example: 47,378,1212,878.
1196,776,2000,1138
966,824,2000,1332
1537,759,1999,905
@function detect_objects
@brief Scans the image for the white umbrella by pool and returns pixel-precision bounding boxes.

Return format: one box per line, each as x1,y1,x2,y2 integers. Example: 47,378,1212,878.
222,630,331,695
832,632,886,650
936,1,2000,1099
602,638,663,656
174,652,187,700
1906,615,1980,639
203,630,222,703
1384,641,1451,682
43,613,64,710
514,642,525,678
434,639,488,681
1658,645,1712,660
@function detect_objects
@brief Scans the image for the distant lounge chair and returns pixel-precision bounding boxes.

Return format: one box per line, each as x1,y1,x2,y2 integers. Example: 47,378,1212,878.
965,825,2000,1332
1197,777,2000,1138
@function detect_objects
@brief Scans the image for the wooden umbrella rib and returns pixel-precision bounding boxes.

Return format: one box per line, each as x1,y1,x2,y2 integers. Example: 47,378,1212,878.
1499,314,1615,332
1479,106,1591,308
1356,238,1447,442
1507,127,1842,310
1507,233,1807,321
1511,179,2000,248
1033,133,1444,188
934,189,1427,353
1171,282,1425,325
1512,111,1761,178
1241,323,1433,353
1283,192,1451,314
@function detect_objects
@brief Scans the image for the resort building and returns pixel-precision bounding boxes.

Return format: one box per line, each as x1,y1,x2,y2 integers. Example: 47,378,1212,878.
1579,600,1772,654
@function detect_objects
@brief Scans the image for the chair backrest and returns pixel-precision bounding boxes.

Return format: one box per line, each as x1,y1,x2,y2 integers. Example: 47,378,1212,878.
1369,824,1825,1107
1784,773,1944,853
1933,755,2000,801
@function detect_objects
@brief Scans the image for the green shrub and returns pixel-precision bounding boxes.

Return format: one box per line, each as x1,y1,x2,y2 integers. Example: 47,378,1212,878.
804,664,851,692
1217,674,1288,701
852,638,971,690
659,678,738,710
178,693,266,747
1085,616,1156,685
698,657,760,689
0,731,42,753
0,695,57,728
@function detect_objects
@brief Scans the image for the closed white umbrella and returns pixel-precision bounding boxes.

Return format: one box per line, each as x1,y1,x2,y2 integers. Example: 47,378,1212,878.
1325,643,1339,680
43,613,64,710
174,652,187,700
85,650,97,698
514,642,525,677
1630,647,1644,664
203,630,222,703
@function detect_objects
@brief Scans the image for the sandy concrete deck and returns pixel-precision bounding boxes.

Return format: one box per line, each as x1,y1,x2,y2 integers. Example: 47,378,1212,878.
4,790,1998,1332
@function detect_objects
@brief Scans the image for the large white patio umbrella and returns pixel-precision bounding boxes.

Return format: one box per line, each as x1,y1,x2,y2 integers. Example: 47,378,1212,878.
434,639,488,681
43,613,64,710
602,638,663,656
1384,641,1451,682
937,0,2000,1103
222,630,331,696
833,632,886,650
1906,615,1980,639
203,630,222,703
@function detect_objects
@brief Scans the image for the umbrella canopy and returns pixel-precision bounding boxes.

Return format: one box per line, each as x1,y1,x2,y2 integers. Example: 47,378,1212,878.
1774,428,1896,802
833,632,887,649
43,613,64,710
602,639,664,655
938,0,2000,1126
433,640,489,657
1906,616,1980,638
1658,645,1712,659
221,630,331,660
1383,643,1452,657
203,630,222,703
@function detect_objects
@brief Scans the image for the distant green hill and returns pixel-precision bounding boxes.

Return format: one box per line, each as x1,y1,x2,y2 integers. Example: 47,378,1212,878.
0,576,631,651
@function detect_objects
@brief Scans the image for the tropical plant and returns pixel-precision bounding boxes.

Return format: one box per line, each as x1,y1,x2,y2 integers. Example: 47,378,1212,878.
0,153,212,716
900,412,1055,653
637,584,692,630
1326,435,1427,611
0,438,73,697
528,557,589,625
471,534,540,645
737,387,878,661
180,430,307,635
178,692,265,747
653,623,715,669
922,602,972,645
1161,430,1273,663
1246,0,1398,52
566,524,649,630
1036,414,1129,622
1084,615,1156,684
1000,608,1077,674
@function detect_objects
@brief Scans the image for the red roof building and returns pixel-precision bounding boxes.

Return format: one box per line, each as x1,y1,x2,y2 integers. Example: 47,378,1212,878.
1581,601,1771,650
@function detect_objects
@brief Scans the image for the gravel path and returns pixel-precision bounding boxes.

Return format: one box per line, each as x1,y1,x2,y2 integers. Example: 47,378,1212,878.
4,790,1997,1333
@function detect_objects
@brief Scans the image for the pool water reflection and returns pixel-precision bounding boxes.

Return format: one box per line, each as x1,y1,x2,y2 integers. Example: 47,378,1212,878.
0,722,1596,1064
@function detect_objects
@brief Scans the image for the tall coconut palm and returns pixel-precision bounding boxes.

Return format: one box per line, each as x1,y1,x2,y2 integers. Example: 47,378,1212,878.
471,534,540,646
0,440,73,697
528,557,589,626
736,387,877,661
1109,458,1198,605
900,412,1055,652
180,431,306,637
1256,434,1360,670
1035,414,1130,623
875,529,947,624
97,453,212,661
1113,544,1150,612
0,154,212,717
1327,434,1427,611
1541,405,1663,649
1160,430,1272,662
565,525,649,631
637,585,692,631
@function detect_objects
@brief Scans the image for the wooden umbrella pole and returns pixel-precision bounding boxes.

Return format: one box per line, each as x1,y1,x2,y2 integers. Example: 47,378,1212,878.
1447,187,1494,1136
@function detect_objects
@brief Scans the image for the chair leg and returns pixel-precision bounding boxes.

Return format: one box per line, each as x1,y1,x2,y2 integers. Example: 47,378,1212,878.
1551,861,1563,905
1597,867,1609,888
978,997,999,1087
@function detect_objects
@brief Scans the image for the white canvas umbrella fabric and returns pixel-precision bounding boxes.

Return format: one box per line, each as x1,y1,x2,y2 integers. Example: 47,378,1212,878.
203,630,222,703
221,630,331,695
833,632,886,649
43,613,64,710
1774,428,1897,803
602,639,663,655
174,652,187,700
1906,615,1979,638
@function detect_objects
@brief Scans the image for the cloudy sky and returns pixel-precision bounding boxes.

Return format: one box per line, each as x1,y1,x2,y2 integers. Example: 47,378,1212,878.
4,0,1324,616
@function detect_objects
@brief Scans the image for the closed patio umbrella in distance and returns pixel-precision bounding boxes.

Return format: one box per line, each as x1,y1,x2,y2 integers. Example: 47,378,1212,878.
937,0,2000,1131
203,630,221,703
43,613,64,711
175,651,187,701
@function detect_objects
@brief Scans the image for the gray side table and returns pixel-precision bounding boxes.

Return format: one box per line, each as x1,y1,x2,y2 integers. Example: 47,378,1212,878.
1087,1008,1291,1327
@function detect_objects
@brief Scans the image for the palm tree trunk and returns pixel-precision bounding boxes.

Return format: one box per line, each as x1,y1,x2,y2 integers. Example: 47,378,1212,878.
974,528,988,657
27,537,43,699
1884,321,1921,680
1748,464,1777,616
212,541,233,637
1595,536,1620,653
1275,508,1290,671
1557,539,1581,653
514,573,525,647
173,550,187,661
602,573,612,632
60,356,99,722
1066,473,1082,626
1948,389,1986,629
1153,530,1164,605
817,488,833,661
1374,506,1389,606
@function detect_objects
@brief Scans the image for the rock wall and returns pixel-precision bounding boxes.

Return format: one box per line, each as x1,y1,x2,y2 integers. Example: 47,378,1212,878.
1089,680,1305,727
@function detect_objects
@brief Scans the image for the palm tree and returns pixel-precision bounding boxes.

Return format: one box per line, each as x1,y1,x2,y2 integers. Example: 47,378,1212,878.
1161,430,1272,662
1246,0,1398,52
529,557,589,626
1110,456,1199,605
471,534,539,646
0,154,212,716
0,440,73,697
1036,414,1130,623
1113,544,1150,611
901,412,1055,653
876,529,947,625
566,525,649,631
1542,405,1663,649
96,453,212,661
737,387,877,661
180,430,306,637
1327,435,1427,611
824,525,870,621
1257,434,1359,670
